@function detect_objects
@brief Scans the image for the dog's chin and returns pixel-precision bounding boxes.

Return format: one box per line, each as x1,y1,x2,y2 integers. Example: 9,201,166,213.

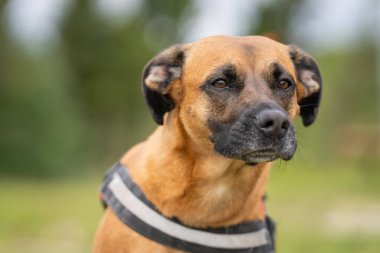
242,151,278,166
241,150,295,166
214,146,296,166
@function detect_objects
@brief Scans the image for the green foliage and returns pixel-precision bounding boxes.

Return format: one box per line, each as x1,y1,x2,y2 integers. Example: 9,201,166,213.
0,23,84,176
0,0,191,177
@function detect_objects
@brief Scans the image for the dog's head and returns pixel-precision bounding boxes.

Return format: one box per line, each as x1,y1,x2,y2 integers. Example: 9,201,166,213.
142,36,322,165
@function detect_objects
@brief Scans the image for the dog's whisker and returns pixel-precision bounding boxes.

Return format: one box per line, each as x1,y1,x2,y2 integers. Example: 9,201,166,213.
299,103,318,108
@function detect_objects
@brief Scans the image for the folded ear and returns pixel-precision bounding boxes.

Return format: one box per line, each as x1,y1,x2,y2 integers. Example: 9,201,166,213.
289,45,322,126
142,45,185,125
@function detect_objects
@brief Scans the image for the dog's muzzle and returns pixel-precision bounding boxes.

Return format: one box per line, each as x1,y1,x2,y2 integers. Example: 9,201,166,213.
211,103,297,165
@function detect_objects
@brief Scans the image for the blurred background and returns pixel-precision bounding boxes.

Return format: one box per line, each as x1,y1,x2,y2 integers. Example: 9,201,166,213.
1,0,380,252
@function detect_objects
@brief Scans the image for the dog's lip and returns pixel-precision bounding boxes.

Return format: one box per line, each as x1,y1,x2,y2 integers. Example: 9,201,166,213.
242,149,278,165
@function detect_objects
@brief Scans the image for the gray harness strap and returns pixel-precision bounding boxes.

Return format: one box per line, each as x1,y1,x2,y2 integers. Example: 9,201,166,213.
100,163,275,253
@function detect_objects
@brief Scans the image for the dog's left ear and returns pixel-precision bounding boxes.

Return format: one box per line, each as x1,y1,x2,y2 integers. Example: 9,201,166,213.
289,45,322,126
142,45,185,125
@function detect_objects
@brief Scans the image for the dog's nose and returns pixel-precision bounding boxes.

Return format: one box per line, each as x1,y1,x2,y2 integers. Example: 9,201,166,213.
256,109,290,138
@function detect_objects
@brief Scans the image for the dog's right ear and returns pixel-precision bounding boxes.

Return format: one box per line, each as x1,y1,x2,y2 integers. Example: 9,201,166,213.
142,45,185,125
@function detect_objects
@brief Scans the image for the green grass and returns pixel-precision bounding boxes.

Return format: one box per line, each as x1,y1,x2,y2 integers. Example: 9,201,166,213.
0,175,103,253
1,162,380,253
268,161,380,253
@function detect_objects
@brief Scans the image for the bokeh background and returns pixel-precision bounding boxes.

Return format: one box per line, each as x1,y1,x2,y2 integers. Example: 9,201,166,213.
1,0,380,252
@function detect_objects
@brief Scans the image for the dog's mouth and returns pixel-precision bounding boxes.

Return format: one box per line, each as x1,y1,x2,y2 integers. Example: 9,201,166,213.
242,150,278,166
242,147,295,166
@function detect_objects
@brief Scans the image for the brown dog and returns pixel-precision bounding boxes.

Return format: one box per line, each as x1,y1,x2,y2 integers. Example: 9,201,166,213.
93,35,322,253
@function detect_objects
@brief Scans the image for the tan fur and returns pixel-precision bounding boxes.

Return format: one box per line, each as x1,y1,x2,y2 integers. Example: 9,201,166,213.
93,36,311,253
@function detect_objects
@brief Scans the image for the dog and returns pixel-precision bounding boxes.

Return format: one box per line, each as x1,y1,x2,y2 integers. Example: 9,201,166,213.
93,35,322,253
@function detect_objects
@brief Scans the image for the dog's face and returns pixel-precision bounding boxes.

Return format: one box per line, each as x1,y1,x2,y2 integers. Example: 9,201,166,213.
142,36,322,165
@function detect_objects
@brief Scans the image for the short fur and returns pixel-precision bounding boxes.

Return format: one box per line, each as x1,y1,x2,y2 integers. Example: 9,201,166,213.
93,35,322,253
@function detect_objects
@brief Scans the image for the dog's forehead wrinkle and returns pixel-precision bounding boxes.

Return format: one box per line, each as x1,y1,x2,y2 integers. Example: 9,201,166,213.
210,63,238,77
270,62,295,83
272,62,283,78
241,75,272,104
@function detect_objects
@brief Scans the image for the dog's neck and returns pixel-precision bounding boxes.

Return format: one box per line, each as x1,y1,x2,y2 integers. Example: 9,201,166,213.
120,119,271,228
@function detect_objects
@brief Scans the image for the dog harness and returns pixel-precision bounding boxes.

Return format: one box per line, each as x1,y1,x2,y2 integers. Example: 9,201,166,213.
100,163,276,253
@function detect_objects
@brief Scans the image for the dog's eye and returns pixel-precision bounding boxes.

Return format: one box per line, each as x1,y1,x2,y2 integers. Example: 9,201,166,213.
212,79,228,88
278,80,292,90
